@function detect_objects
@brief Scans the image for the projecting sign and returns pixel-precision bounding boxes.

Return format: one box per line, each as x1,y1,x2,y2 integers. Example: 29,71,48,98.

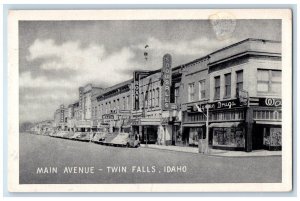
161,54,172,111
133,72,140,110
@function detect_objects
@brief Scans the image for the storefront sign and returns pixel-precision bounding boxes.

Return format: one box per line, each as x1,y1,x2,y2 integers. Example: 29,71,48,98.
188,99,242,112
161,54,172,111
102,114,114,119
259,98,282,107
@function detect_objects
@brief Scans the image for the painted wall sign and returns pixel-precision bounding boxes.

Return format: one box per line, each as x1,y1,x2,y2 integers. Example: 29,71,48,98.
161,54,172,111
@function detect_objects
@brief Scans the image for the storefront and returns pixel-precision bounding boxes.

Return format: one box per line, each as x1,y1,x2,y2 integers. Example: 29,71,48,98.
130,118,160,144
181,104,207,147
209,122,245,151
250,98,282,151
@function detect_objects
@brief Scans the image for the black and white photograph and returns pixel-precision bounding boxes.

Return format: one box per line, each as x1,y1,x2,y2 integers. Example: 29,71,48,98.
7,9,292,192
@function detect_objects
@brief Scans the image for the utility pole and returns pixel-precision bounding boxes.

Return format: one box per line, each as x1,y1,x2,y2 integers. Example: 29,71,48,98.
195,103,210,154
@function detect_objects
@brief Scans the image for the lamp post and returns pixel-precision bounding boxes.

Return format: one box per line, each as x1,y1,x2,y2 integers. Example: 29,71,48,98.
204,104,210,154
196,103,210,154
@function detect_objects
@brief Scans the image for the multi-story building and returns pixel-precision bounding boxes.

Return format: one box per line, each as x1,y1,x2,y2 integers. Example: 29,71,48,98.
206,38,281,152
53,104,67,131
180,56,210,147
92,80,133,133
75,84,104,132
131,54,183,145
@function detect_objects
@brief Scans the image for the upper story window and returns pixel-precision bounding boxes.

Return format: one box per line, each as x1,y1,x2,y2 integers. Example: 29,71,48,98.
156,88,160,107
257,69,281,95
224,73,231,98
188,83,195,102
236,70,243,96
127,95,130,110
199,80,206,100
174,87,179,104
214,76,221,100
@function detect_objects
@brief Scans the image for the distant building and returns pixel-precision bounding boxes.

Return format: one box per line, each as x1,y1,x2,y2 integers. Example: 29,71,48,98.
76,84,104,132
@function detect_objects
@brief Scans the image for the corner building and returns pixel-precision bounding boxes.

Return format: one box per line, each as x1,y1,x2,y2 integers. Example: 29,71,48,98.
206,38,282,151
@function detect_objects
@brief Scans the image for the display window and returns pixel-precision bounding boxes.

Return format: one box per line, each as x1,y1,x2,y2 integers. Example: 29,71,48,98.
212,127,245,148
189,127,205,146
263,127,282,148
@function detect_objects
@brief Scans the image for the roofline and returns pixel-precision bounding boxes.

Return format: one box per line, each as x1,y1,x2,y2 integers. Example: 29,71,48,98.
209,38,281,56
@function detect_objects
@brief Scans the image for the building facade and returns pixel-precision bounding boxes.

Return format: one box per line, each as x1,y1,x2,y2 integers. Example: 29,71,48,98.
92,80,133,133
206,38,281,151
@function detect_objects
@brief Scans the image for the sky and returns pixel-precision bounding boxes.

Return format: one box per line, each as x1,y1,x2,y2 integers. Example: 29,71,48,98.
19,19,281,123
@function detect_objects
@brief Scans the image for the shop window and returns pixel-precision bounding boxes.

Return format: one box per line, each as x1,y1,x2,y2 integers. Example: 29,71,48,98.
224,73,231,98
188,83,195,102
199,80,206,100
263,127,282,148
257,69,282,94
189,127,205,146
214,76,220,100
212,127,245,148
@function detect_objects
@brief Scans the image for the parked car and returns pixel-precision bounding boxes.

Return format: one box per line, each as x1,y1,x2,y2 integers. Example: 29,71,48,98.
102,132,140,148
91,132,107,143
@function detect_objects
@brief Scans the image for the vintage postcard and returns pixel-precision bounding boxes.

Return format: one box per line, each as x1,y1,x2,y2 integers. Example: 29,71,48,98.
7,9,292,192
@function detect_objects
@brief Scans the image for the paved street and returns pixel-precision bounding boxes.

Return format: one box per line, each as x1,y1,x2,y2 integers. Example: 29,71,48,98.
19,133,282,184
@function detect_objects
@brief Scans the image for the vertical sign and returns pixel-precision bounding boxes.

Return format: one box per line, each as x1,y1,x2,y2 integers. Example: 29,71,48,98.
79,87,83,119
133,72,140,110
161,54,172,111
60,104,64,123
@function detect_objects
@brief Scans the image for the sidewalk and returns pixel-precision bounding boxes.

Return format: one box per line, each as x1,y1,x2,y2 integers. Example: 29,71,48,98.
140,144,282,157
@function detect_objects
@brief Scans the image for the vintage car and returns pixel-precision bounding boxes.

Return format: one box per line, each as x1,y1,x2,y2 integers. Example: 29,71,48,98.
102,132,140,148
56,131,70,138
91,132,107,143
71,132,92,142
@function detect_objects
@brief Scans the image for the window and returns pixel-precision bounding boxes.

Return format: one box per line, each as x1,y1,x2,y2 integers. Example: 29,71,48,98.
188,83,195,102
257,69,281,94
140,92,144,109
174,87,179,104
224,73,231,98
214,76,220,100
122,97,125,110
199,80,206,100
236,70,243,96
127,95,130,110
152,90,155,107
116,99,119,110
156,88,160,107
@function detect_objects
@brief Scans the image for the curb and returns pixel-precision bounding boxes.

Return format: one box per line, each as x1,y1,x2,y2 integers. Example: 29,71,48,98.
140,145,282,158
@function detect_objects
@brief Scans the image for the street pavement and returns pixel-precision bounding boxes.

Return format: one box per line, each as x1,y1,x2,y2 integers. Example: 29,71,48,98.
19,133,282,184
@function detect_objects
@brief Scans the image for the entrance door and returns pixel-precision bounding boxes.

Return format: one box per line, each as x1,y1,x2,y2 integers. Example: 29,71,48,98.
252,124,264,150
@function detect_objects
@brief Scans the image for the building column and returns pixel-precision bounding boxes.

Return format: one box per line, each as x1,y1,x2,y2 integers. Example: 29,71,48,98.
245,107,253,152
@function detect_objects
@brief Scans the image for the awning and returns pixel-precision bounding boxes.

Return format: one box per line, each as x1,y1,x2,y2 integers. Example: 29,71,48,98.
140,118,161,126
209,122,241,128
255,121,281,126
182,123,205,127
